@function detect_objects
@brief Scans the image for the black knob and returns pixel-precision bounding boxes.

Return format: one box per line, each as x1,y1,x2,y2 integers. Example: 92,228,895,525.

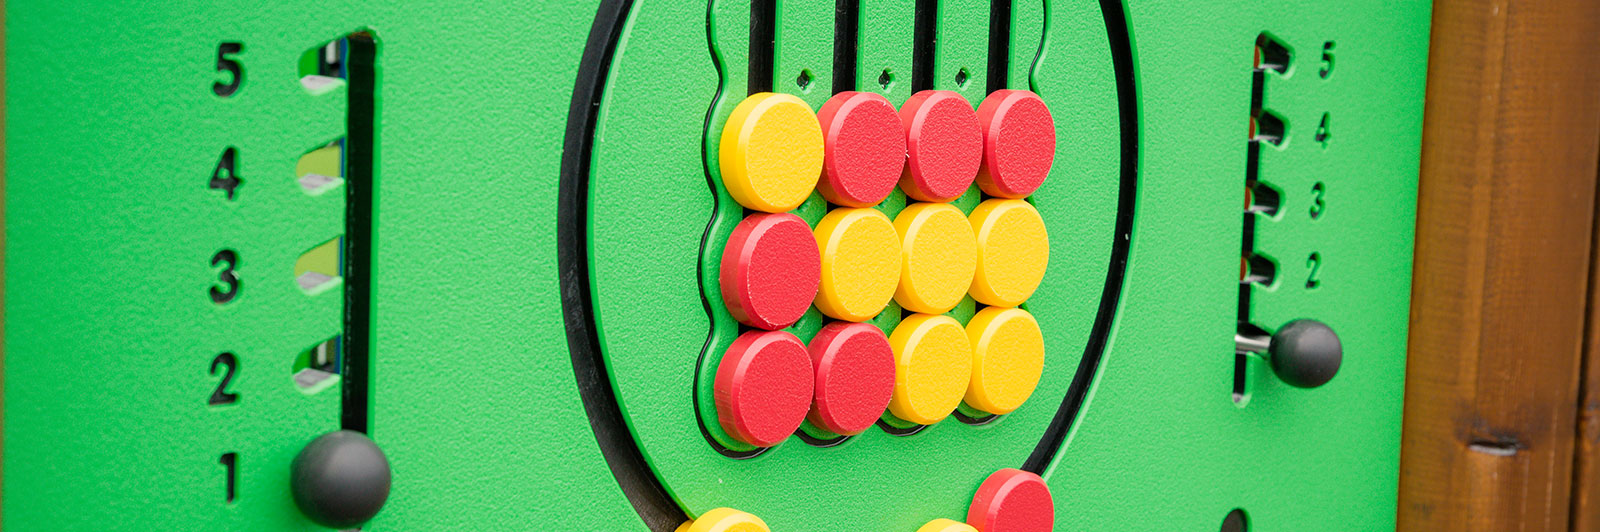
1268,319,1342,388
291,430,391,528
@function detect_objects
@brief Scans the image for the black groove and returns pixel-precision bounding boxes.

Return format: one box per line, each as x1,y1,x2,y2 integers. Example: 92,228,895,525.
1022,0,1139,473
832,0,860,93
911,0,936,91
691,0,770,462
557,1,686,529
748,0,776,93
340,33,376,434
953,409,1002,426
795,429,851,448
986,0,1012,92
876,418,930,437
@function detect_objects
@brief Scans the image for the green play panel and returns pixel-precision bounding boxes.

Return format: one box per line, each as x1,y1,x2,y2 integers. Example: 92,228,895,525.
4,1,1430,530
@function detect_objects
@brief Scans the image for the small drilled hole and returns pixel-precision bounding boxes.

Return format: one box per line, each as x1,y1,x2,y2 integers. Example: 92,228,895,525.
796,69,813,90
954,67,970,87
878,68,894,89
1221,509,1249,532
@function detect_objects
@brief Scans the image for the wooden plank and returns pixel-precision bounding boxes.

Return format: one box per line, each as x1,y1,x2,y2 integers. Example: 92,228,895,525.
1575,151,1600,531
1397,0,1600,530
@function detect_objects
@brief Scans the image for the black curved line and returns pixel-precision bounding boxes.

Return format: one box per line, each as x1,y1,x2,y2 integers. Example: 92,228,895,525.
564,0,1138,525
691,0,771,461
1022,0,1138,473
557,1,688,529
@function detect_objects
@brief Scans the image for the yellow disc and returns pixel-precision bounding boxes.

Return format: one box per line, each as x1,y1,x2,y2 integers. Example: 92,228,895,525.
969,199,1049,307
893,202,978,314
965,306,1045,415
918,519,979,532
888,313,972,425
815,208,902,321
684,508,771,532
719,93,824,213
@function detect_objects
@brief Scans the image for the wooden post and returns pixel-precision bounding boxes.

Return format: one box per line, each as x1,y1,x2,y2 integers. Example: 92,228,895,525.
1398,0,1600,530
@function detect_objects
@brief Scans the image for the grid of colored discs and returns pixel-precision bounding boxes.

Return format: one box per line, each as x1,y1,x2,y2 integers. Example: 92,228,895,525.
712,89,1054,449
680,469,1054,532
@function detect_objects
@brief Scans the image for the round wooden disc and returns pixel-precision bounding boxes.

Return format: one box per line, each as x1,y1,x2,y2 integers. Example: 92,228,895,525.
976,90,1055,198
886,313,972,425
714,331,815,448
899,90,982,203
719,92,824,213
720,213,821,330
965,307,1045,415
969,199,1050,307
807,321,896,435
817,91,905,207
967,468,1054,532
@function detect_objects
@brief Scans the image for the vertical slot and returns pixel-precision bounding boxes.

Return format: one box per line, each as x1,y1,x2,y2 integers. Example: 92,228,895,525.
294,336,342,392
1236,34,1289,405
341,32,377,433
1232,353,1250,404
911,0,937,92
832,0,861,93
748,0,777,94
1254,33,1290,74
986,0,1013,93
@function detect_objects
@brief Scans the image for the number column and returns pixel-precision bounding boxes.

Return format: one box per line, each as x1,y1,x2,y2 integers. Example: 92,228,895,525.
201,38,350,529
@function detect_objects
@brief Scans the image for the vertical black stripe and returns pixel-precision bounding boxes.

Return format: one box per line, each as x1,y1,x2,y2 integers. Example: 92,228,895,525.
748,0,776,93
911,0,937,91
833,0,861,93
987,0,1012,92
341,33,376,435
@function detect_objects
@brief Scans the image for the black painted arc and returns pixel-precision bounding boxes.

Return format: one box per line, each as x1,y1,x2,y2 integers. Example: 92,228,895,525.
558,1,688,529
1021,0,1138,474
561,0,1140,526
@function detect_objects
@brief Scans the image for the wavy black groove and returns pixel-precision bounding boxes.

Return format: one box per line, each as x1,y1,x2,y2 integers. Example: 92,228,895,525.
1022,0,1138,473
558,1,686,529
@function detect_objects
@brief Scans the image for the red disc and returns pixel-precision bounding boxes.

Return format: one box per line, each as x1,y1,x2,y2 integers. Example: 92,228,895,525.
968,468,1055,532
817,91,906,207
719,213,821,330
899,90,982,203
806,321,896,435
715,330,815,448
976,90,1055,198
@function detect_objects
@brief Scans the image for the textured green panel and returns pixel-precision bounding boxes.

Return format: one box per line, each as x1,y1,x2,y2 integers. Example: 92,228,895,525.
933,0,990,100
858,0,916,105
1045,1,1429,531
5,0,1431,530
776,0,835,108
5,2,637,530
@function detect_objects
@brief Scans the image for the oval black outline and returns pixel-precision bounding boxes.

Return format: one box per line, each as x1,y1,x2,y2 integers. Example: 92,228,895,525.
557,1,1138,528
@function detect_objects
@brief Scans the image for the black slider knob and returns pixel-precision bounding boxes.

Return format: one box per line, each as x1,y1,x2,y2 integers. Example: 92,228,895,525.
291,430,391,529
1236,319,1342,388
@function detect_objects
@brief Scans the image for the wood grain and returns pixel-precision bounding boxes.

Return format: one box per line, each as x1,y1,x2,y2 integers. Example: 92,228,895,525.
1398,0,1600,531
1574,144,1600,532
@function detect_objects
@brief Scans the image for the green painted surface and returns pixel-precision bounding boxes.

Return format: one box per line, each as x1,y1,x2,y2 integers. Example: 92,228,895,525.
5,1,1429,531
5,2,637,530
1044,2,1429,531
